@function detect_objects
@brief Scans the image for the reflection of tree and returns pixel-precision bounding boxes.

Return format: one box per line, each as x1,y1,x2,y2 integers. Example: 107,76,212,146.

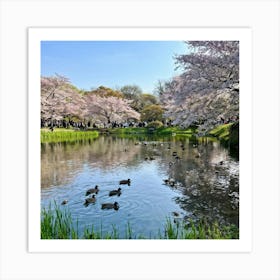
157,139,239,226
41,137,142,189
41,136,239,228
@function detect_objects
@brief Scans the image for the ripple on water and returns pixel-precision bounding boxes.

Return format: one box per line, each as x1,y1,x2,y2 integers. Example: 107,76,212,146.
41,136,239,237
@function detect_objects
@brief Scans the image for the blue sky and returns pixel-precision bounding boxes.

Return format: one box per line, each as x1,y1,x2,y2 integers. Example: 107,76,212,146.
41,41,187,93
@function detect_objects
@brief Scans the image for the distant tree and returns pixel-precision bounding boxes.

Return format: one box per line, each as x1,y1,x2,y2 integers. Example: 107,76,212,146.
88,86,124,98
120,85,144,111
120,85,142,98
153,79,167,97
84,94,140,125
141,104,164,122
161,41,239,133
141,94,158,106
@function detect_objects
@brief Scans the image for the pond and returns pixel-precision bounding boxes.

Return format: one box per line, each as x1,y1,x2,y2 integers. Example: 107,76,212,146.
41,135,239,238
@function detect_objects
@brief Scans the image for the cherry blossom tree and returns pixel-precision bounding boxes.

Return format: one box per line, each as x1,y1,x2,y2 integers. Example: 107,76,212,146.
41,74,86,126
161,41,239,134
84,93,140,126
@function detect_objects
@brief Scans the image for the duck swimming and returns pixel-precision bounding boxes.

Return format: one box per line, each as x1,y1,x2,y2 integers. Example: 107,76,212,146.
101,202,119,210
84,195,96,205
109,188,122,196
85,185,99,196
119,179,131,185
61,200,68,205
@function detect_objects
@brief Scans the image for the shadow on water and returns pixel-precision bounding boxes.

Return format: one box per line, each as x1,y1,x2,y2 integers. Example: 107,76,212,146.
41,135,239,238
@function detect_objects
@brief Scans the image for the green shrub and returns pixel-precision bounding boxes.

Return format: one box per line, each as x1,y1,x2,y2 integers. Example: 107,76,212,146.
147,121,163,129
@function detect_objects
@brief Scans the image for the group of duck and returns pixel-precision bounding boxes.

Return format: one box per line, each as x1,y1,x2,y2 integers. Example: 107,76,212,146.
61,179,131,211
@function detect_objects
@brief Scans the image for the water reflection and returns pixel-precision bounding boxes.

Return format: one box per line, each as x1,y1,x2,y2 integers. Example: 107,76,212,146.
41,135,239,237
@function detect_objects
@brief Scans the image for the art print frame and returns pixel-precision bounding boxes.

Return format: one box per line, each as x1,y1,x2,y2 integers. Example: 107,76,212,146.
28,27,252,253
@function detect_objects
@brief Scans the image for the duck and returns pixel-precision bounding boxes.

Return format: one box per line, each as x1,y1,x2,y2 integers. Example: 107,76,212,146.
109,188,122,196
172,151,177,156
119,179,131,185
163,179,170,184
172,211,180,217
61,200,68,205
101,202,119,210
84,195,96,205
85,185,99,196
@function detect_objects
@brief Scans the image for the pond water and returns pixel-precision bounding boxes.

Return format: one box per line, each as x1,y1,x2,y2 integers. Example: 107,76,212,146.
41,135,239,238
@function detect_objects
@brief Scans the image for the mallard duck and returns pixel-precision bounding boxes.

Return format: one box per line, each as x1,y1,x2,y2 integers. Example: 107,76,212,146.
119,179,131,185
101,202,119,210
61,200,68,205
109,188,122,196
85,185,99,196
84,195,96,205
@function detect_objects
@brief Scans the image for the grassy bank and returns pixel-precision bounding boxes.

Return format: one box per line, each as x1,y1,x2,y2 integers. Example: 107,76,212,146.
41,128,99,143
208,122,239,153
110,127,196,136
208,123,233,142
41,203,239,239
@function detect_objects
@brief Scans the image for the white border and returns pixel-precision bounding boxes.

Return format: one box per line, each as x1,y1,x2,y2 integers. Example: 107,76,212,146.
28,27,252,253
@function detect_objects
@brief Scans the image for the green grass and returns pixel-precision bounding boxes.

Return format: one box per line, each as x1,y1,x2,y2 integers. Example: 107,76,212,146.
109,126,196,136
41,128,99,143
208,123,233,142
41,203,239,239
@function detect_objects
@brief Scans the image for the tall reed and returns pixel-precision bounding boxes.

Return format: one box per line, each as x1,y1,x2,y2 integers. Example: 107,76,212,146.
41,204,239,239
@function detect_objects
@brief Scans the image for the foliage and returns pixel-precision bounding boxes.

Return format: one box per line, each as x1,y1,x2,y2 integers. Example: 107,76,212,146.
141,104,164,122
161,41,239,134
41,203,238,239
141,93,158,105
164,218,239,239
110,126,196,136
41,128,99,143
146,120,163,128
208,123,232,141
41,201,78,239
86,86,124,98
